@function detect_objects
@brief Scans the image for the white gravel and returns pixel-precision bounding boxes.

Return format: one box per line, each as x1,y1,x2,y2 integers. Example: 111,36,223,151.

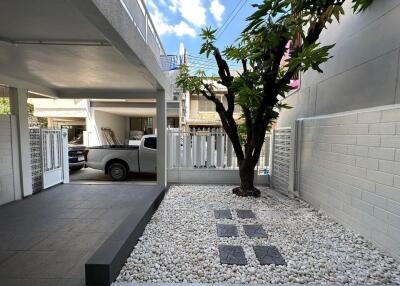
117,185,400,284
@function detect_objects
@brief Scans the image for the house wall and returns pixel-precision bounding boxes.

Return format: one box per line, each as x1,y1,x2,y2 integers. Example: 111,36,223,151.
277,1,400,127
92,110,127,144
298,105,400,259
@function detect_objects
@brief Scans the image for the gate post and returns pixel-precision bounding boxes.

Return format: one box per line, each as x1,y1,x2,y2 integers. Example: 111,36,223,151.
9,87,33,197
269,129,275,187
62,128,70,184
156,90,167,187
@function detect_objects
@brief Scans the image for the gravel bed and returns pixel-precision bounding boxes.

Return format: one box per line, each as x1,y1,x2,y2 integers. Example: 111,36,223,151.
117,185,400,284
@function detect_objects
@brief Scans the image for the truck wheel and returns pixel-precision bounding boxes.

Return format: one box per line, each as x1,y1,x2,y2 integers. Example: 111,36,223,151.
108,163,127,181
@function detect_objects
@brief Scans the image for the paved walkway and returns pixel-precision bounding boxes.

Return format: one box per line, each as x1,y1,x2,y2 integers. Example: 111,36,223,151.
0,183,163,286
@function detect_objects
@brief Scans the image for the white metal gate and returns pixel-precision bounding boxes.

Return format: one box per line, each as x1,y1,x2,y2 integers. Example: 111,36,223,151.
42,129,64,189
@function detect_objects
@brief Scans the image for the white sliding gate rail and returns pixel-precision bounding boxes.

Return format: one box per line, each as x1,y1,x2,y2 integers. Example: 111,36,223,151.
167,128,270,185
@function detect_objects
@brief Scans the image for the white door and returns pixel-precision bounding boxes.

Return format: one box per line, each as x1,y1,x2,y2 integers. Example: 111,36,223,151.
42,129,64,189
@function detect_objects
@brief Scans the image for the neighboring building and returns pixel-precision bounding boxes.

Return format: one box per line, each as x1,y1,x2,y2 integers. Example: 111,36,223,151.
182,81,242,129
276,2,400,259
29,94,182,147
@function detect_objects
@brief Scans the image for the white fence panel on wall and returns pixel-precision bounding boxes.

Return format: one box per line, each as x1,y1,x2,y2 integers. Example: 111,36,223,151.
167,128,270,185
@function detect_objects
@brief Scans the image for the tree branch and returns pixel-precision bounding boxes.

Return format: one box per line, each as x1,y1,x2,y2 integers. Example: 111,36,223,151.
277,0,345,90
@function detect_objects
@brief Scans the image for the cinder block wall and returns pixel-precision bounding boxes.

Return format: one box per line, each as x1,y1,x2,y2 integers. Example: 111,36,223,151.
0,115,15,205
299,105,400,259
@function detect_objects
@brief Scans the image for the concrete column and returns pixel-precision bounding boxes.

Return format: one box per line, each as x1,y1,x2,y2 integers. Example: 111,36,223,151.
9,87,33,197
156,90,167,187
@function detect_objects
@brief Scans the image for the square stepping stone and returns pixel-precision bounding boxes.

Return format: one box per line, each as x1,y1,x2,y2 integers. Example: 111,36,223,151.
253,246,286,265
214,209,232,219
216,224,239,237
218,245,247,265
243,224,267,238
236,209,256,219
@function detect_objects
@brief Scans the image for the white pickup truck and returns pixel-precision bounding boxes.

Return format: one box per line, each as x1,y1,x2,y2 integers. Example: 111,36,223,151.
86,135,157,181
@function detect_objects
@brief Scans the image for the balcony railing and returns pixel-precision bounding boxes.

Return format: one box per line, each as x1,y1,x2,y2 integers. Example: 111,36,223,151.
120,0,166,62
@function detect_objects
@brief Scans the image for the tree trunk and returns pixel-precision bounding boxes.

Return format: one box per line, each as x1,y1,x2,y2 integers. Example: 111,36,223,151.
232,158,261,197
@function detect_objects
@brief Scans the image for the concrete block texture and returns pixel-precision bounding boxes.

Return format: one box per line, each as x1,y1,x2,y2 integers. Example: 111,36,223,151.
297,105,400,260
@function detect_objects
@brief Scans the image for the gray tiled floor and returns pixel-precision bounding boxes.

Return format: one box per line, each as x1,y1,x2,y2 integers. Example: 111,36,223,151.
0,183,163,286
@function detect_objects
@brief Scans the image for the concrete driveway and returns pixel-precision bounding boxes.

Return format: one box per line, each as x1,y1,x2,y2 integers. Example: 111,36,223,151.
69,168,156,184
0,183,163,286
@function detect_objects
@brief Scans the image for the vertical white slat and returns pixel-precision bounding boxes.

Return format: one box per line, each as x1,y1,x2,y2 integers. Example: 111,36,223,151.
216,134,223,167
220,134,225,168
167,130,172,169
206,135,212,167
211,135,216,167
175,134,180,167
195,135,201,167
226,139,233,168
200,135,205,166
46,133,52,170
192,134,197,167
265,135,270,169
184,134,191,167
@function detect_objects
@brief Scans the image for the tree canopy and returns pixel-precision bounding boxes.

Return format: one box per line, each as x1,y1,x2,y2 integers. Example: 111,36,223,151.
177,0,374,196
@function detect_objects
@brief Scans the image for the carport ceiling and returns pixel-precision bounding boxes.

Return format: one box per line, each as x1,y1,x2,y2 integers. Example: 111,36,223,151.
0,0,159,97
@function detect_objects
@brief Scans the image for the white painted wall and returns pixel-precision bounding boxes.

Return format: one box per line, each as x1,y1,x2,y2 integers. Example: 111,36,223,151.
297,105,400,259
92,110,127,145
278,1,400,127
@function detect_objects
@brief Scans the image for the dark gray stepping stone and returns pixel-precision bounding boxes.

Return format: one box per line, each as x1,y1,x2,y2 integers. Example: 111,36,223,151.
214,209,232,219
253,246,286,265
218,245,247,265
216,224,239,237
243,224,267,238
236,209,256,219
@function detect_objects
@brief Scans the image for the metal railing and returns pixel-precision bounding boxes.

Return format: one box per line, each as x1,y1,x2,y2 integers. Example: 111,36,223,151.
120,0,166,61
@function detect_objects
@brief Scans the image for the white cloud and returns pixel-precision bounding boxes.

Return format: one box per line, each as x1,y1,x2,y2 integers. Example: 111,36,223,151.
146,0,197,37
174,21,197,37
168,0,206,27
210,0,225,24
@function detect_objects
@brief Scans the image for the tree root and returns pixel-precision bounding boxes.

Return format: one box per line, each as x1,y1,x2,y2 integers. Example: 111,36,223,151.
232,186,261,197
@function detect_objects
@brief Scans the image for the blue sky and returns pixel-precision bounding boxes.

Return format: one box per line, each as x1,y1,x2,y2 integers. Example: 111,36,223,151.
145,0,262,57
